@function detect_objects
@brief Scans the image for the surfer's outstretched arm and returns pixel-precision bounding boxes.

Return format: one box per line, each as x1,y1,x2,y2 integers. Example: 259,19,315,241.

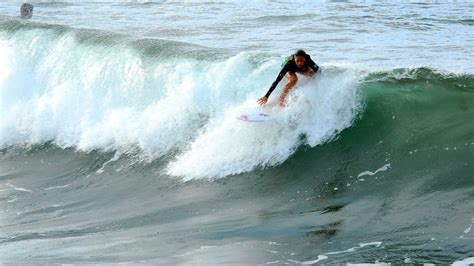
258,66,289,105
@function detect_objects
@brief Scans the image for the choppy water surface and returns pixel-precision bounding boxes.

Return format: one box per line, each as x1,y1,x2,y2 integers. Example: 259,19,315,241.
0,1,473,264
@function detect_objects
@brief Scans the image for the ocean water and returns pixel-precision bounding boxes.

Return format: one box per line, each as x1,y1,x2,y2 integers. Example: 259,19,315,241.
0,1,473,264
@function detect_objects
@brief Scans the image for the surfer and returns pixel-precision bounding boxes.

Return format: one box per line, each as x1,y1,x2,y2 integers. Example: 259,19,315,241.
20,3,34,19
258,50,319,106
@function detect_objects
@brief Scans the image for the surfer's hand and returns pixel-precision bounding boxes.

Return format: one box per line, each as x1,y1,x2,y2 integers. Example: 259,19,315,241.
302,68,315,78
257,96,268,105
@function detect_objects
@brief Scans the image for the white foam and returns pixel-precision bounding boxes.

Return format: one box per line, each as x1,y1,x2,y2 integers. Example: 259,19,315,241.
452,257,474,266
0,37,262,159
302,255,328,264
0,31,362,179
0,41,13,94
464,223,472,234
325,242,383,255
301,242,383,265
167,68,361,180
44,184,70,191
97,152,121,174
7,182,32,193
357,164,391,178
266,261,281,265
459,218,474,239
7,196,19,203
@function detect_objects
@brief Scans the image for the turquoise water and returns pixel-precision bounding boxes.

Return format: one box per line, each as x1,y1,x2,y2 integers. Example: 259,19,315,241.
0,2,473,264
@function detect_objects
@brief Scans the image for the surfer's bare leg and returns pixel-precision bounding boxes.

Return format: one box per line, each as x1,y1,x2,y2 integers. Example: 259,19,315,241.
277,72,297,106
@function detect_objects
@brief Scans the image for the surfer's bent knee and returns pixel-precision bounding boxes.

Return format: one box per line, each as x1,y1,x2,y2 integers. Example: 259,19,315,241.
285,72,298,86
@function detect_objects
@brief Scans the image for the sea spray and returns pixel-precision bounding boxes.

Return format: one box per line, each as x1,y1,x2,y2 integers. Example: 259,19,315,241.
167,69,361,180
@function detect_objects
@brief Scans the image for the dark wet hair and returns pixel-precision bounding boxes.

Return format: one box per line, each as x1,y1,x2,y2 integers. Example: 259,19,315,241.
294,50,307,57
20,3,34,19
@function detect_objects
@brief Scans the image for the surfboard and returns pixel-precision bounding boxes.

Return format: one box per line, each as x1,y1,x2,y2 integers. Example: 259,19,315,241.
237,113,271,122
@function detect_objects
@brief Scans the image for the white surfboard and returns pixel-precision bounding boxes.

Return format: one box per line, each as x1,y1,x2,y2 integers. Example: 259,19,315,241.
237,113,271,122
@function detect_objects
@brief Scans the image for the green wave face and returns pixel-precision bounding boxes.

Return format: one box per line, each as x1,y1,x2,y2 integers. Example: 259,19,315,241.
312,67,474,192
359,67,474,147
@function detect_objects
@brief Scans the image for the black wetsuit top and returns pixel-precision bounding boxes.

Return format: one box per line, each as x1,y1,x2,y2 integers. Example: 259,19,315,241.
264,54,319,98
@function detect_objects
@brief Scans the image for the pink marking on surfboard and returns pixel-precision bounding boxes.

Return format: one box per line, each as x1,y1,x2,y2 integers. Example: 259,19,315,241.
240,115,248,120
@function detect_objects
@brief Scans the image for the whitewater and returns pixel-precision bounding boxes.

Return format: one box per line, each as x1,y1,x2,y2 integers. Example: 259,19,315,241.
0,2,473,264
